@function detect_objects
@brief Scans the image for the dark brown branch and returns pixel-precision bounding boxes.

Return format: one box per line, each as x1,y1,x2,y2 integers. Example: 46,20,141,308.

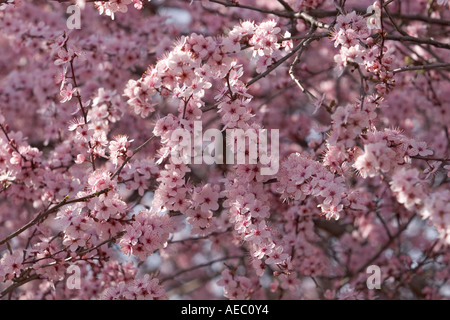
410,155,449,162
294,11,330,29
68,58,96,171
309,9,450,26
0,188,110,246
392,62,450,74
161,255,244,283
277,0,294,12
0,274,40,299
288,29,325,102
247,32,329,87
386,34,450,50
354,214,416,275
208,0,291,18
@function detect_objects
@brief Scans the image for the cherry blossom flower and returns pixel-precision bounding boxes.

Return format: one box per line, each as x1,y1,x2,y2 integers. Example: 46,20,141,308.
54,48,73,66
119,209,173,260
0,251,23,281
60,83,77,103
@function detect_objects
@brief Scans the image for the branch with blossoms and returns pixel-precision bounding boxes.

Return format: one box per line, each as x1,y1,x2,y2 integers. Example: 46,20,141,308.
0,127,158,246
0,187,111,247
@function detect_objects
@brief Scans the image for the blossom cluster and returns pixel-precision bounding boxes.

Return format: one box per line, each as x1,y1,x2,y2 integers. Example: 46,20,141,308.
391,168,450,244
277,152,348,220
124,19,292,120
102,274,167,300
0,251,22,282
354,129,433,179
119,209,173,261
323,100,378,174
332,5,395,95
186,183,220,235
95,0,146,20
217,268,254,300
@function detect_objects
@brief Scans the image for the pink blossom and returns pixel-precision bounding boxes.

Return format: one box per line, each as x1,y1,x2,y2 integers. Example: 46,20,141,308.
54,48,73,66
60,83,77,103
0,251,23,281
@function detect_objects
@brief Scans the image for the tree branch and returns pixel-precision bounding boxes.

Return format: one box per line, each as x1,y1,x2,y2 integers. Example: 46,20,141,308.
0,188,111,246
247,32,328,87
392,62,450,74
386,34,450,50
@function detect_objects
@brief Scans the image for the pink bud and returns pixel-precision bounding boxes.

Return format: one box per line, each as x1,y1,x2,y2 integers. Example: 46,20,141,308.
75,154,86,164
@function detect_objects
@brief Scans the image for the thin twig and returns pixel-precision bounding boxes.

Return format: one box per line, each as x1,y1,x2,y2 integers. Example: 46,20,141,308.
354,214,416,275
392,62,450,74
110,135,156,180
161,255,244,283
386,34,450,50
208,0,291,18
247,33,328,87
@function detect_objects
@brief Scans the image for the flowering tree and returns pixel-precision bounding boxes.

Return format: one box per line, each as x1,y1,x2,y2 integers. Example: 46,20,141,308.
0,0,449,300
